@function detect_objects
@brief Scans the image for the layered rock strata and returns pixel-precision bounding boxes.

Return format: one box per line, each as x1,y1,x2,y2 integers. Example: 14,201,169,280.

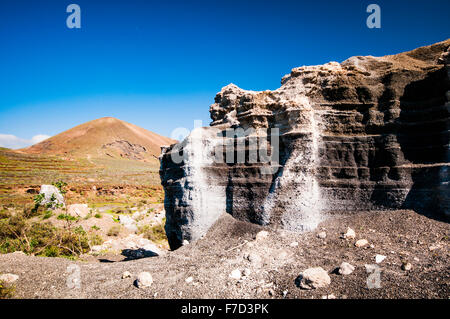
160,40,450,249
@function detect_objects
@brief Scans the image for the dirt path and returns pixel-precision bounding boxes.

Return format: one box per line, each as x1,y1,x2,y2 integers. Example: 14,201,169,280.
0,210,448,299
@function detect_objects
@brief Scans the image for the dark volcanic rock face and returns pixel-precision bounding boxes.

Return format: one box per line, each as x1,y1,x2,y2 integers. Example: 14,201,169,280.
160,40,450,250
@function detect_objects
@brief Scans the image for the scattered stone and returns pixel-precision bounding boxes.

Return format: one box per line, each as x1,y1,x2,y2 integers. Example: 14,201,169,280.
402,262,412,271
247,253,262,265
375,254,386,263
338,262,355,275
282,290,288,298
343,227,356,240
296,267,331,290
355,239,369,247
317,231,327,239
290,241,299,247
135,272,153,288
413,257,420,262
67,204,90,218
182,240,190,246
322,294,336,299
122,271,131,279
243,268,251,277
429,243,442,251
229,269,242,280
0,273,19,284
255,230,269,241
268,289,274,296
185,276,193,284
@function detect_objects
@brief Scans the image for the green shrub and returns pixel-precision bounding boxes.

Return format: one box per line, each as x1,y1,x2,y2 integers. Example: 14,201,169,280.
89,233,104,246
52,181,67,194
138,222,167,245
0,280,15,299
42,211,52,220
57,214,77,221
0,209,10,219
0,213,90,258
107,225,121,237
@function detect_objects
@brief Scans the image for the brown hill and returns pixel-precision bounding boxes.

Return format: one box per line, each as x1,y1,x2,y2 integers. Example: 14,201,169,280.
20,117,176,161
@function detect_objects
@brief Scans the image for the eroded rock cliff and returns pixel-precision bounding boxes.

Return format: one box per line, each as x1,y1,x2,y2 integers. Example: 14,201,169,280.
160,40,450,249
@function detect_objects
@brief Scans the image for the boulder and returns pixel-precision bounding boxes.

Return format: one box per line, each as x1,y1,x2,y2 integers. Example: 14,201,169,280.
38,185,65,209
135,272,153,288
375,254,387,263
338,262,355,275
296,267,331,290
0,273,19,284
343,228,356,240
317,231,327,239
355,239,369,248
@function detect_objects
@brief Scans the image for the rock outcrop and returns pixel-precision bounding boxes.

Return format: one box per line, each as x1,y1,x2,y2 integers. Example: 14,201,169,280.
160,40,450,249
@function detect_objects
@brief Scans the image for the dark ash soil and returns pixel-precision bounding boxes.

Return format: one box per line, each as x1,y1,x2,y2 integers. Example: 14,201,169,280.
0,210,448,299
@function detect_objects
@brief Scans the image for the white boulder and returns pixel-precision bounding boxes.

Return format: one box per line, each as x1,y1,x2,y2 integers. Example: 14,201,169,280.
0,273,19,284
39,185,65,209
343,227,356,240
338,262,355,275
136,272,153,288
297,267,331,289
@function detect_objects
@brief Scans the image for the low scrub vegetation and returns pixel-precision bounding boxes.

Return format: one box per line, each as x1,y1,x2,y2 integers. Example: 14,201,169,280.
139,219,167,246
107,225,121,237
0,210,99,258
0,280,15,299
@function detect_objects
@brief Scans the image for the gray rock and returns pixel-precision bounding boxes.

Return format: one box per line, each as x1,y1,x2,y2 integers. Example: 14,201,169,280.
135,272,153,288
0,273,19,284
122,271,131,279
338,262,355,275
317,231,327,239
296,267,331,290
343,227,356,240
375,254,386,263
355,239,369,247
402,262,412,271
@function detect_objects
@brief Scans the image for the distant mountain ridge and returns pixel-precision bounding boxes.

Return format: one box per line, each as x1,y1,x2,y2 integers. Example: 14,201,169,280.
20,117,176,161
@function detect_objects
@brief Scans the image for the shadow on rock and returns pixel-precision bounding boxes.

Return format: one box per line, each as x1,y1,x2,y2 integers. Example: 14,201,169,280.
121,248,159,261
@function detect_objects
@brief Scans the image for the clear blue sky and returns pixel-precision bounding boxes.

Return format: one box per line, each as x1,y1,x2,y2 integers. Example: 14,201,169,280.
0,0,449,148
